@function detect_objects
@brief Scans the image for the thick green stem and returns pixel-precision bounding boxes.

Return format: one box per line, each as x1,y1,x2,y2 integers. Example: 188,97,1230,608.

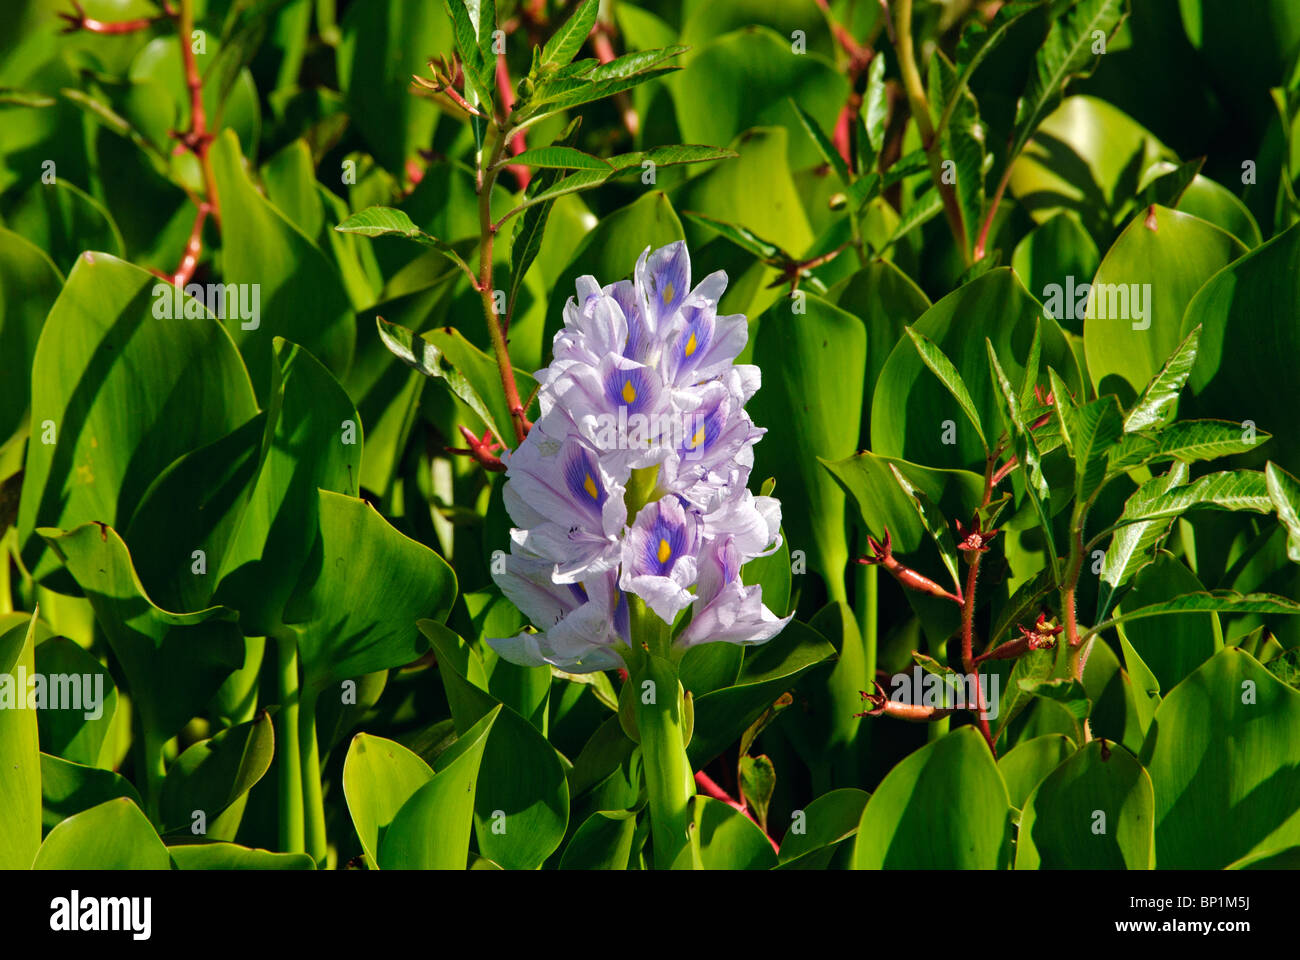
276,633,305,854
138,724,167,824
629,599,693,868
299,687,327,865
634,654,694,868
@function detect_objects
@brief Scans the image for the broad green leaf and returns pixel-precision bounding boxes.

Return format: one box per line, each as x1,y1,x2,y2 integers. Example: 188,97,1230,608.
1015,739,1154,868
998,734,1075,810
750,294,864,594
33,637,117,767
168,842,315,870
378,706,499,869
1096,461,1188,621
560,811,638,870
0,227,60,447
159,710,275,840
342,733,435,867
872,268,1080,472
287,491,456,696
677,127,813,263
668,796,777,870
4,179,124,276
210,130,354,396
1083,207,1244,401
40,754,143,833
421,622,569,870
686,620,836,768
34,798,170,870
1141,648,1300,868
0,614,41,868
17,252,258,585
668,27,847,169
1181,224,1300,474
338,0,451,171
38,523,243,740
209,340,362,634
775,788,869,869
1011,213,1100,335
854,727,1012,869
1118,553,1221,692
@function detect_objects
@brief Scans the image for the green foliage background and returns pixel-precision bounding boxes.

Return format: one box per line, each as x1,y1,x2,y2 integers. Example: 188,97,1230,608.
3,0,1300,871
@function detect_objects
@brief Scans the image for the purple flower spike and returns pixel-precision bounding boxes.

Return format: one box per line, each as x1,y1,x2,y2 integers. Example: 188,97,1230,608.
488,241,789,672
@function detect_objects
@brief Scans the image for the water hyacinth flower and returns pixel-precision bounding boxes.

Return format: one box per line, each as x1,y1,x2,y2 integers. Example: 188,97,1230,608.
488,241,791,672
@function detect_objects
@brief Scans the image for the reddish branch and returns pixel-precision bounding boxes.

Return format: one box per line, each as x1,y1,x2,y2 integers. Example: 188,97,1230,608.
59,0,174,33
67,0,220,286
694,770,779,853
857,528,963,605
447,426,506,472
592,21,638,137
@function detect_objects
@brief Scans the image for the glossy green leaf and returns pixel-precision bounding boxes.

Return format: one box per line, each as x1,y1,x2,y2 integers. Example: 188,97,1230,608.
38,523,243,740
168,841,315,870
159,710,275,839
998,733,1076,810
0,227,60,447
1016,739,1155,868
1266,462,1300,565
776,788,869,869
854,726,1012,869
378,706,499,869
1181,224,1300,474
210,130,354,396
421,621,569,870
669,796,777,870
560,810,638,870
749,294,864,594
33,636,117,767
343,733,435,867
40,754,143,833
34,798,170,870
1141,648,1300,868
0,614,41,868
1083,207,1245,401
17,252,258,585
872,269,1080,472
287,491,456,696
